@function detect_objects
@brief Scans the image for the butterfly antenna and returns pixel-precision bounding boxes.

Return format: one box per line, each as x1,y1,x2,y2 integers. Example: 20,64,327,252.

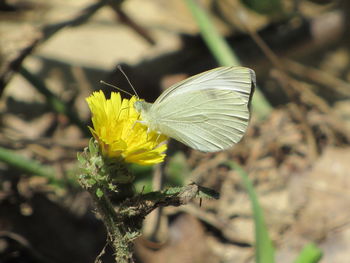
117,65,139,98
99,80,134,97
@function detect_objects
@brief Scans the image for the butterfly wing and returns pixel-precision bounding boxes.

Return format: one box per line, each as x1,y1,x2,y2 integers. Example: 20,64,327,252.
148,67,255,152
155,66,255,104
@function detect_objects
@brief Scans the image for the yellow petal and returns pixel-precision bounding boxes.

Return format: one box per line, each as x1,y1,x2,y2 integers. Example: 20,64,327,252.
86,90,167,165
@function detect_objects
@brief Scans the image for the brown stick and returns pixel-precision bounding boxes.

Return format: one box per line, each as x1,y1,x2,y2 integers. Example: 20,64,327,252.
0,0,107,94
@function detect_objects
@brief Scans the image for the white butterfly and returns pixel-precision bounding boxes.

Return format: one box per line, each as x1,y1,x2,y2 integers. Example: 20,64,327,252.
134,66,255,152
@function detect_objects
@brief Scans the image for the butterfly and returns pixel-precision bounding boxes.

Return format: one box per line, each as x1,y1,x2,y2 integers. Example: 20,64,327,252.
134,66,255,152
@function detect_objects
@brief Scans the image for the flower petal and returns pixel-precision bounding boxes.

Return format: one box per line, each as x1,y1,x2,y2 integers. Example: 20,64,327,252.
86,90,167,165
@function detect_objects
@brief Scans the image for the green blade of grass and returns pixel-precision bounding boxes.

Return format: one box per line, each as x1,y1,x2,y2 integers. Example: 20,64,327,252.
0,146,62,186
227,161,275,263
293,243,323,263
184,0,272,119
184,0,240,66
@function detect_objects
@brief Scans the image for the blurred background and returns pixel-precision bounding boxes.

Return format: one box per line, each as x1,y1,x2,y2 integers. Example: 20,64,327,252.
1,0,350,262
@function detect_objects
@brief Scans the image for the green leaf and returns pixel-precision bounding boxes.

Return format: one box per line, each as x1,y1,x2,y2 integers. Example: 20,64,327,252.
96,188,104,198
87,178,97,186
293,243,323,263
89,138,98,155
226,161,275,263
197,185,220,200
77,152,87,165
163,186,183,195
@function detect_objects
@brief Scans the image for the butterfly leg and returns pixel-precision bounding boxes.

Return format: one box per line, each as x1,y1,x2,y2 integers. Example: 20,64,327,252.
145,126,162,142
155,131,162,142
146,127,153,140
145,129,162,142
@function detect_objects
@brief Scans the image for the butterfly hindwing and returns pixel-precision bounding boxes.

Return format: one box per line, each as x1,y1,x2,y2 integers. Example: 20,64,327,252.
150,88,250,152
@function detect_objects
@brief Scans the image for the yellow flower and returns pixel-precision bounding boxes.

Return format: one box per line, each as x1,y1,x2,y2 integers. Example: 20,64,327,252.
86,91,167,165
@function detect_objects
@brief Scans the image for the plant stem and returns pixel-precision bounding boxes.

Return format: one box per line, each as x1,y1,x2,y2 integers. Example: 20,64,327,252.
90,187,135,263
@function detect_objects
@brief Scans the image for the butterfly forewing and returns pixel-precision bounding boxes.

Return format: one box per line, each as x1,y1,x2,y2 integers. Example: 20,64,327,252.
155,66,255,105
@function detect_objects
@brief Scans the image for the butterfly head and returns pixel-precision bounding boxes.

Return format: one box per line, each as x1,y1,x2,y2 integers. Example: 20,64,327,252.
134,100,153,120
134,100,149,113
134,100,158,131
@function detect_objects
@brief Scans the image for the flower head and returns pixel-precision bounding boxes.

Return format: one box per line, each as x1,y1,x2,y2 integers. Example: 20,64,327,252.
86,91,167,165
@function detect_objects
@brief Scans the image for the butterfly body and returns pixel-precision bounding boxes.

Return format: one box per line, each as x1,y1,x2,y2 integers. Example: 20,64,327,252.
134,66,255,152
